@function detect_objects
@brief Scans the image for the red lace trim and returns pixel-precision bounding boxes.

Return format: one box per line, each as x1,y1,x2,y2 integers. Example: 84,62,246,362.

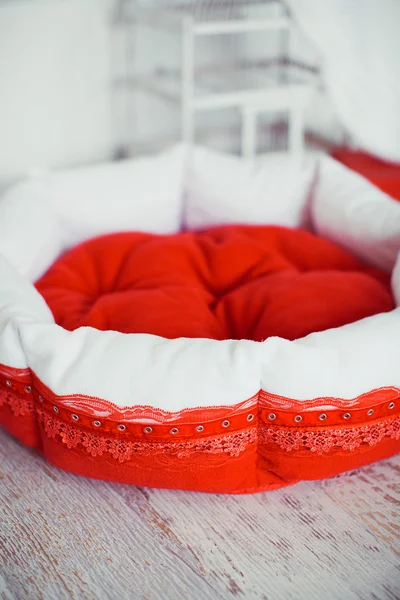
0,384,34,416
36,409,257,460
32,373,258,424
259,387,400,411
1,369,400,462
260,417,400,455
34,410,400,461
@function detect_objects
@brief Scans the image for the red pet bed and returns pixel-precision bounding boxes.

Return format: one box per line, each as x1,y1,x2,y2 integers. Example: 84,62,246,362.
0,146,399,494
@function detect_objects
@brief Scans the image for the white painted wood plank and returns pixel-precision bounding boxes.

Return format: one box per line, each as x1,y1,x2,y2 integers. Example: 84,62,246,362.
0,428,399,600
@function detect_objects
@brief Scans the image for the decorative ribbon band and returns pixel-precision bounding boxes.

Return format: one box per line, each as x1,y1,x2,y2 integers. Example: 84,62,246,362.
1,378,399,462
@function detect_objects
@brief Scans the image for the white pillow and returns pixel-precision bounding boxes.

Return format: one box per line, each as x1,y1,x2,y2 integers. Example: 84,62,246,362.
0,255,54,368
47,143,186,249
184,146,317,231
312,155,400,272
20,323,265,411
261,308,400,401
0,179,62,281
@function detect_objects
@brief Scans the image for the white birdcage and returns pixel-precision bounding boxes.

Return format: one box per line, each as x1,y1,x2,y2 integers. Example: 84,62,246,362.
115,0,324,158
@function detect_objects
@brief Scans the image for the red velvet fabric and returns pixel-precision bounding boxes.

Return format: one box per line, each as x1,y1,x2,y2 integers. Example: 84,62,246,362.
36,225,393,341
332,149,400,201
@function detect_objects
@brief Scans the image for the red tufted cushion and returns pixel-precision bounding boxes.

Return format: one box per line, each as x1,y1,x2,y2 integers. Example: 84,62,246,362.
35,225,393,341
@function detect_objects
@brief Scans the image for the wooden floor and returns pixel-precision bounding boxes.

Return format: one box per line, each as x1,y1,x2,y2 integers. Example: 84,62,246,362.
0,428,399,600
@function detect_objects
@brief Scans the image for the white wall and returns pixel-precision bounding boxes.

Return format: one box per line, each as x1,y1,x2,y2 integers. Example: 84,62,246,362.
0,0,114,185
1,0,397,188
288,0,400,162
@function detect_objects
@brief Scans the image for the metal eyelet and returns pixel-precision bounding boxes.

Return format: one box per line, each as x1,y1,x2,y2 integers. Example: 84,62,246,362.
170,427,179,435
294,415,302,423
319,413,327,421
24,385,32,393
143,426,153,434
222,420,230,428
367,409,374,416
388,402,395,410
93,420,101,427
71,414,79,421
196,425,204,432
117,424,126,432
5,380,12,387
53,406,59,414
38,395,44,403
343,413,351,420
247,413,255,422
268,413,276,421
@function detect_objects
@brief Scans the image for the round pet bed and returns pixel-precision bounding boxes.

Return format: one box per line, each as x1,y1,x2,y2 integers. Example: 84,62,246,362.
0,145,399,494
